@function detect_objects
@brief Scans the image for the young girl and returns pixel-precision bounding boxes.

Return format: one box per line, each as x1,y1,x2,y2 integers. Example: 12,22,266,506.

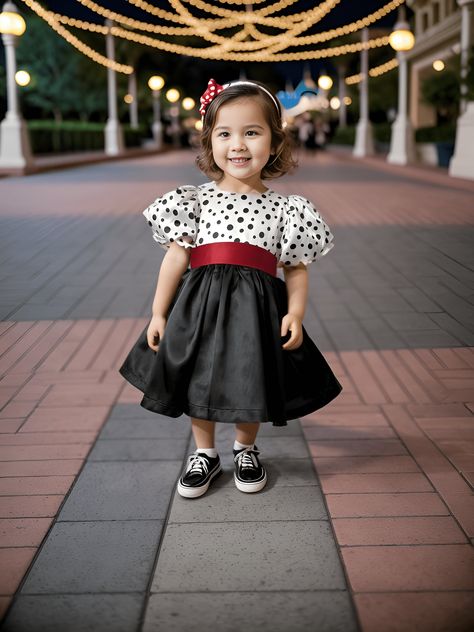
119,78,342,499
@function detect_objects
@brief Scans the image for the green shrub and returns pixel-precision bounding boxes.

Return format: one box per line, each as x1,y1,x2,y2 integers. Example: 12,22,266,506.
330,123,392,146
27,120,146,154
415,125,456,143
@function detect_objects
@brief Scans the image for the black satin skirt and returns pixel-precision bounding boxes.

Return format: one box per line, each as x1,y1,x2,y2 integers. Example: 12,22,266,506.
119,264,343,426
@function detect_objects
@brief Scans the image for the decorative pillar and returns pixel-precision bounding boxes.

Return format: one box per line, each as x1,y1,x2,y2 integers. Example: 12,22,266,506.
152,90,163,149
0,1,33,171
128,71,138,129
338,66,347,128
104,18,124,155
449,0,474,179
387,50,416,164
459,0,474,113
353,28,374,157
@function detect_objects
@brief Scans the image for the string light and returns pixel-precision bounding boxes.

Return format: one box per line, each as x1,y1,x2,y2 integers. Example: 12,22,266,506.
19,0,133,73
345,57,399,84
18,0,402,70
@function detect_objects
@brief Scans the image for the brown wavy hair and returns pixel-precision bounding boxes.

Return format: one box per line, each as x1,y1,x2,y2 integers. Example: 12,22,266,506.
195,80,298,182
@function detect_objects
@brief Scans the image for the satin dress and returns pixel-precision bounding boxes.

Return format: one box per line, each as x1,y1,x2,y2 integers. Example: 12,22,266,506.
119,181,343,426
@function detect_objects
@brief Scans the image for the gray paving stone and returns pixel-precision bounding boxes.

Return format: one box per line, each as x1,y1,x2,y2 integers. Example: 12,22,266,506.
143,591,358,632
88,437,188,461
58,461,182,521
151,521,346,592
215,457,319,488
2,594,144,632
168,485,327,523
215,419,302,439
102,407,190,438
21,520,162,594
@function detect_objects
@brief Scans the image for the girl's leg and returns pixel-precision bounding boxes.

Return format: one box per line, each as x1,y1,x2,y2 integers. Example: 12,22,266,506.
235,421,260,445
191,417,216,449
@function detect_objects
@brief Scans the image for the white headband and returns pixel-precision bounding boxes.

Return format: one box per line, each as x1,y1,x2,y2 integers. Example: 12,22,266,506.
222,81,281,115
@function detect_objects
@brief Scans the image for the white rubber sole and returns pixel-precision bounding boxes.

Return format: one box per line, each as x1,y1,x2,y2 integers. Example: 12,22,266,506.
234,471,267,493
177,466,222,498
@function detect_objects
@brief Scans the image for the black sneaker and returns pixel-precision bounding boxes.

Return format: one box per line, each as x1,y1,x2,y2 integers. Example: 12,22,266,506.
233,445,267,493
177,451,222,498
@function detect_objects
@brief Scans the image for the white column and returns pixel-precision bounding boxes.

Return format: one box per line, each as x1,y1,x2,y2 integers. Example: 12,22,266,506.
387,51,416,165
459,0,474,113
104,18,124,155
128,71,138,129
338,67,347,128
152,90,163,149
449,0,474,179
0,4,33,170
353,28,374,157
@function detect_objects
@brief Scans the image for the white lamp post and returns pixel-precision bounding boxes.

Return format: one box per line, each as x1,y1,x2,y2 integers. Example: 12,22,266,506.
128,71,138,129
104,18,124,155
387,7,416,165
353,27,375,157
0,1,33,171
338,66,347,128
148,75,164,148
449,0,474,180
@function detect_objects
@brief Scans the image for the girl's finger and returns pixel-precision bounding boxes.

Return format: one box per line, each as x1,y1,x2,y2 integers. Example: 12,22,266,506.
282,327,296,349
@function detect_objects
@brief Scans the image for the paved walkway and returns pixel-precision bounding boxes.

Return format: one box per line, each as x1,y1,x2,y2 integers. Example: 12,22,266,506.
0,149,473,631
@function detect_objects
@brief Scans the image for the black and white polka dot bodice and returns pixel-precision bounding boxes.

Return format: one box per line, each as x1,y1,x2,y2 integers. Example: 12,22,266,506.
143,181,334,266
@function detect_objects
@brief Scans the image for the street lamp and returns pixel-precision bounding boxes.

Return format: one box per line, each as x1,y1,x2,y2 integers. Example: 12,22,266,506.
0,1,32,171
15,69,30,86
182,97,195,112
148,75,164,148
166,88,181,147
318,74,333,91
387,7,416,165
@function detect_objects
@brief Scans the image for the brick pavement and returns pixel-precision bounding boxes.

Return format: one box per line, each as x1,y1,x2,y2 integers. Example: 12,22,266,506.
0,149,473,631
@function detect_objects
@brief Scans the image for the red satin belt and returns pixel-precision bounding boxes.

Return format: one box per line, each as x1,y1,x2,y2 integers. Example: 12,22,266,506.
190,242,277,277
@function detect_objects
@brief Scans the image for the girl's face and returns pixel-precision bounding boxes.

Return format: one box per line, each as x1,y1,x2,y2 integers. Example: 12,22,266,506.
210,97,274,190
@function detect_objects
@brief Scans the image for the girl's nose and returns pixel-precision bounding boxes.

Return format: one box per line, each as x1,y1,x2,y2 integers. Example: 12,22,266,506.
230,136,247,151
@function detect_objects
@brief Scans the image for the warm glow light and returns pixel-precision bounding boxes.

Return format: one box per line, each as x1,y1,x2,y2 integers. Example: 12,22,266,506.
166,88,180,103
124,93,133,104
148,75,164,91
0,10,26,36
195,120,203,131
433,59,445,71
182,97,195,111
15,70,30,86
389,27,415,51
318,74,333,90
343,96,352,105
330,96,340,109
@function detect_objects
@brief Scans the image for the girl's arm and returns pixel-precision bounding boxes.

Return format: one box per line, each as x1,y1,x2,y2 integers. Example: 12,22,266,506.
147,241,191,351
281,262,308,350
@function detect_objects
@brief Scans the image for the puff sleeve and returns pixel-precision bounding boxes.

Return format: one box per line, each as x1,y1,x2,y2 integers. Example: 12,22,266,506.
280,195,334,266
142,185,199,250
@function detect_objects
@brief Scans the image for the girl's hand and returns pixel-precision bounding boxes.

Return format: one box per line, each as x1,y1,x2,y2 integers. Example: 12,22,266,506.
281,313,303,350
147,315,166,352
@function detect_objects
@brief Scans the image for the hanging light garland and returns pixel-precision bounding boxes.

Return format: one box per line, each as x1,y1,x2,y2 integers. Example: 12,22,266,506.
19,0,133,73
345,57,399,84
18,0,403,74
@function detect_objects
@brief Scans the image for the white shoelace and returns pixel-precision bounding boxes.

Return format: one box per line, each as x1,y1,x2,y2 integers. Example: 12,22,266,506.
187,454,209,476
235,449,258,470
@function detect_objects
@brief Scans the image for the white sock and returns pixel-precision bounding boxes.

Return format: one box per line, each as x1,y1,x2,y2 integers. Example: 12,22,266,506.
196,447,218,458
234,440,254,451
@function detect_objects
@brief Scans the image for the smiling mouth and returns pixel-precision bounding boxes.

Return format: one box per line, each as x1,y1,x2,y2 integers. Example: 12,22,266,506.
229,157,251,164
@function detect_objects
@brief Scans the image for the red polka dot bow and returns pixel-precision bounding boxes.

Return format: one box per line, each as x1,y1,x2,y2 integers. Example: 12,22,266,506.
199,78,225,118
